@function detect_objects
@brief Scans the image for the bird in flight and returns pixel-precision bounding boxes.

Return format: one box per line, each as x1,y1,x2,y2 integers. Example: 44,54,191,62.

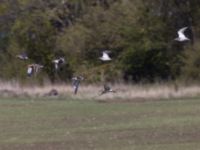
52,57,65,71
175,27,190,42
16,52,29,60
27,64,44,77
72,76,84,95
100,84,116,95
99,51,112,61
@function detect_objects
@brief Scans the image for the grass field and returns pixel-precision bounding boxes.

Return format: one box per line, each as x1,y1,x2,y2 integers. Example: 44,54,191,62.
0,97,200,150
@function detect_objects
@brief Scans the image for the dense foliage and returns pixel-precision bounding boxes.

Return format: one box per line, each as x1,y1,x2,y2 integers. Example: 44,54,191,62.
1,0,200,83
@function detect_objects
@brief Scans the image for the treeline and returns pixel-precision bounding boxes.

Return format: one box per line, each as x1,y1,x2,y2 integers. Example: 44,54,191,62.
1,0,200,83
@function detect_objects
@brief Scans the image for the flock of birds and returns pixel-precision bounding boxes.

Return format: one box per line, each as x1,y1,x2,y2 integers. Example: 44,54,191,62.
16,49,114,96
15,27,190,96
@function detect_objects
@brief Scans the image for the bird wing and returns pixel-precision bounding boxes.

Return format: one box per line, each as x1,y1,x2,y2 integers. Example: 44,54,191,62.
102,52,111,60
39,65,44,69
73,81,80,94
16,55,22,59
102,52,108,57
22,53,28,59
33,64,43,74
178,27,188,38
72,77,77,83
52,59,59,63
27,66,33,76
78,76,84,80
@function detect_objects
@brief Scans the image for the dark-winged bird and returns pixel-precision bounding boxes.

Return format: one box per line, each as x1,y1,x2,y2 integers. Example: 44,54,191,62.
100,84,116,95
16,52,29,60
72,76,84,95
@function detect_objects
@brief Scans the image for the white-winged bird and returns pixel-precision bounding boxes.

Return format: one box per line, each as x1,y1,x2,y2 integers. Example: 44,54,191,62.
52,57,65,71
27,64,44,77
99,51,112,61
175,27,190,42
72,76,84,95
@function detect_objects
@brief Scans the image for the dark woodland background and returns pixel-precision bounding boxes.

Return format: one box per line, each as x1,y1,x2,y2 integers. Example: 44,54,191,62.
1,0,200,84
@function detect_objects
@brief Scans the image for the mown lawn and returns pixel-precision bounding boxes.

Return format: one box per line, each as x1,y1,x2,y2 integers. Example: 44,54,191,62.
0,97,200,150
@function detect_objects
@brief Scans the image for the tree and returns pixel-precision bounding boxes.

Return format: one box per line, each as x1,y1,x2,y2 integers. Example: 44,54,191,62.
10,10,72,82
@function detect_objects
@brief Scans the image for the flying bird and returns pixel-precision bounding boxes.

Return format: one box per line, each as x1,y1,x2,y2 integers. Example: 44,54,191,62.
27,64,44,77
52,57,65,70
175,27,190,42
99,51,111,61
27,65,33,77
16,53,28,60
100,84,116,95
72,76,84,95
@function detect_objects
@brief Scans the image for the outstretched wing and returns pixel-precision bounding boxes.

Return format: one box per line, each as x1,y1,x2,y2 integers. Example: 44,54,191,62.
103,52,109,58
16,53,28,60
21,53,28,59
178,27,188,38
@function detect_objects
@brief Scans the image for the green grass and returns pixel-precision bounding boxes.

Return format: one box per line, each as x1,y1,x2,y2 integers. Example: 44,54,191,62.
0,98,200,150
